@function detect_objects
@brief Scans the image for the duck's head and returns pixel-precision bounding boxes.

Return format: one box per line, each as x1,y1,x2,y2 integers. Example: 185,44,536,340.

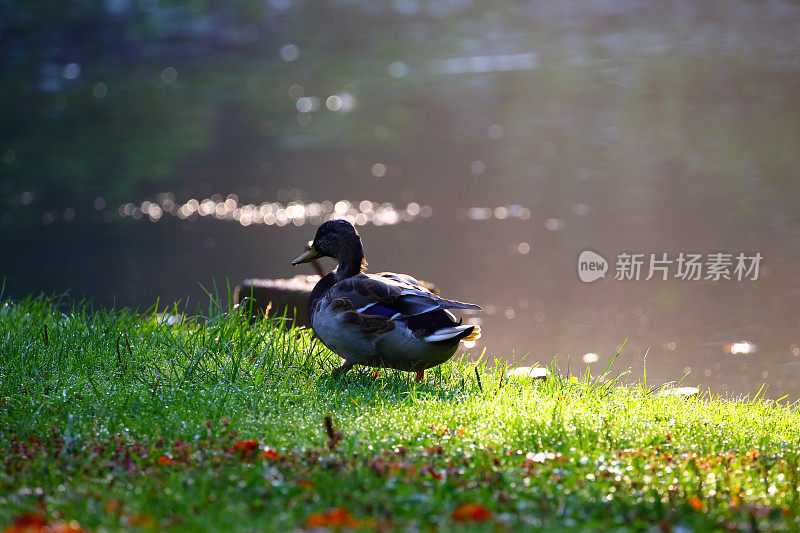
292,219,367,278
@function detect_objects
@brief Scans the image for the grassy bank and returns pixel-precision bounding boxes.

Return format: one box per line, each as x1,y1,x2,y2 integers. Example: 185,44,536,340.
2,295,799,532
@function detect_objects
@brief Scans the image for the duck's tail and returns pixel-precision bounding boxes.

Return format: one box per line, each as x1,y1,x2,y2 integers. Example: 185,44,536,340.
424,324,481,344
461,325,481,342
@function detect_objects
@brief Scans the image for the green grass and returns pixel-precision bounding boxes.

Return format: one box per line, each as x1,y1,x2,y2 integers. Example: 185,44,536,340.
2,294,800,532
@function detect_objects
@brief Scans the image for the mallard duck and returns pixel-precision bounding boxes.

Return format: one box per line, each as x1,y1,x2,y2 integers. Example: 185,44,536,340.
291,219,481,380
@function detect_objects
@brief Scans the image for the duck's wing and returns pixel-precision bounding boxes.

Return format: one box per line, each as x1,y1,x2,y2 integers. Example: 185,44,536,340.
329,273,481,319
374,272,438,294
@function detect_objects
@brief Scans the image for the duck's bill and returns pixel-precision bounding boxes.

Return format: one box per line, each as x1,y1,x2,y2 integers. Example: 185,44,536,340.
291,246,322,265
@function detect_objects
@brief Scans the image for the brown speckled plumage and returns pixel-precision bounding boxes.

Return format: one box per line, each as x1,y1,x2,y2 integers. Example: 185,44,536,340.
293,219,482,379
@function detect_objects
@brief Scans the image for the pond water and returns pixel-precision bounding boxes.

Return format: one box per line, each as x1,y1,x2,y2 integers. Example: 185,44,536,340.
3,0,800,399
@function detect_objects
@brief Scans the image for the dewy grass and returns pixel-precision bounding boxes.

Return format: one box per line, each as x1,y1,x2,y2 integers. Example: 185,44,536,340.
1,294,800,531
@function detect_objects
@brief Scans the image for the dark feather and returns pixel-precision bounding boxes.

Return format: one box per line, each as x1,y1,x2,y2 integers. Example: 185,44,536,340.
428,325,476,346
309,271,480,337
341,310,395,337
405,309,460,335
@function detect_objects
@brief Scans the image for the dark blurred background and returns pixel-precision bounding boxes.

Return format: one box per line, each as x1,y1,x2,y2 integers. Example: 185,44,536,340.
2,0,799,398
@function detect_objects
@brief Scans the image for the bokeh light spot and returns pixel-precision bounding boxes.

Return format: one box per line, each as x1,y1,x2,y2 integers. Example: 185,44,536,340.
325,95,341,110
487,124,504,139
583,353,599,364
288,84,303,100
388,61,408,78
62,63,81,80
92,82,108,98
160,66,177,83
280,44,300,62
371,163,387,177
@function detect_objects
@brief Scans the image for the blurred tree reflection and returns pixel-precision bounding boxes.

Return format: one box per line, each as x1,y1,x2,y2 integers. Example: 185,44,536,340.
1,0,799,228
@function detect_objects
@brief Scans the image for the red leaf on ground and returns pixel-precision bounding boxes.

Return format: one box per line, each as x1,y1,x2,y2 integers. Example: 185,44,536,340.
262,447,278,461
452,503,492,522
745,448,760,462
687,496,703,511
232,439,260,458
172,439,192,461
3,514,89,533
6,514,47,530
104,500,122,514
125,514,155,527
305,507,360,528
421,465,443,480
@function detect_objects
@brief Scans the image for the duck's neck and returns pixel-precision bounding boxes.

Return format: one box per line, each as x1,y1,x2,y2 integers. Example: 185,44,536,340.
334,244,366,281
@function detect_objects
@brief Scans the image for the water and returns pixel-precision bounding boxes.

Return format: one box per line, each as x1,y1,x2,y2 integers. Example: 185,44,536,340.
2,0,800,399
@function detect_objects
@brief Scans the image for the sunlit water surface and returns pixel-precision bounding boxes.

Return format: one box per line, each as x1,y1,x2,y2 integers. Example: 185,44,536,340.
2,0,800,399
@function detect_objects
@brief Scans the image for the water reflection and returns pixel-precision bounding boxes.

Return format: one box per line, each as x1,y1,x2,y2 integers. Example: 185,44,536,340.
432,53,539,75
2,0,800,400
728,342,757,356
458,205,531,221
582,353,599,364
117,194,431,228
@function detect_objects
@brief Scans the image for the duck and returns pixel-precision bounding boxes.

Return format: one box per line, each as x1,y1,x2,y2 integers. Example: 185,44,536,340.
291,219,481,381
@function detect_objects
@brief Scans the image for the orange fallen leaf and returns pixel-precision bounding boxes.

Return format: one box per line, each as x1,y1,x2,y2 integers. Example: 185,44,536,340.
104,500,122,514
3,514,47,533
452,503,492,522
3,514,88,533
745,448,760,462
232,439,260,457
687,496,703,511
157,455,173,466
305,507,360,528
421,465,443,480
126,514,155,527
262,446,278,461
